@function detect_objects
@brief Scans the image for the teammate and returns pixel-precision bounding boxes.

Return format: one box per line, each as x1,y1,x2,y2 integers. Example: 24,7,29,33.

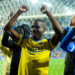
0,31,12,75
0,11,15,75
1,10,30,75
60,16,75,75
4,5,63,75
2,24,30,75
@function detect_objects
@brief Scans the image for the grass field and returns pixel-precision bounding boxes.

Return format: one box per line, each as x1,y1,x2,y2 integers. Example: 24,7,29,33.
0,59,65,75
49,59,65,75
0,60,4,75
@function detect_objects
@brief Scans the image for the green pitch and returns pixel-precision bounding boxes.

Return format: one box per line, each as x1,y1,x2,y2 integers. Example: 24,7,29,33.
48,59,65,75
0,60,4,75
0,59,65,75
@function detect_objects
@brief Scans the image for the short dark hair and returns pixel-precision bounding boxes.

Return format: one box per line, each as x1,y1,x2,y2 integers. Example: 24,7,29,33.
35,19,44,23
35,19,45,29
31,19,45,26
15,24,30,36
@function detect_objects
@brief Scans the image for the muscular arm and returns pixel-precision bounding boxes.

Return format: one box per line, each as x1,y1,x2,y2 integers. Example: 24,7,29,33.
41,5,63,46
46,10,64,46
50,26,69,46
4,5,28,42
4,10,21,42
46,10,63,35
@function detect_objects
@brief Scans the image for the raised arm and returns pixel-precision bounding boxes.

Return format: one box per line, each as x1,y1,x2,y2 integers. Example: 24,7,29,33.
41,5,63,46
41,5,63,35
4,5,28,42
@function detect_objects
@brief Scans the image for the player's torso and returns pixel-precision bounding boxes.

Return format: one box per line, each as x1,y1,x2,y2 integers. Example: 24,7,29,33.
19,38,51,75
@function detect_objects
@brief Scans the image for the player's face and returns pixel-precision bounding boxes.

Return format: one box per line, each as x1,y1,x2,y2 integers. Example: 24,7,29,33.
31,21,45,40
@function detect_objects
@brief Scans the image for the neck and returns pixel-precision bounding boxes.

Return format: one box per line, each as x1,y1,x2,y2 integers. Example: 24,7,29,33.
32,35,43,40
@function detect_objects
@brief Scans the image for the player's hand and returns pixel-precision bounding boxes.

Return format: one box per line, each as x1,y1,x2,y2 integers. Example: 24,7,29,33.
40,5,49,13
70,16,75,26
18,5,29,13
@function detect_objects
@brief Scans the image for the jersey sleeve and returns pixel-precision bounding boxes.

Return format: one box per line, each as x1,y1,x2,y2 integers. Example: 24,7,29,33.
65,26,70,31
16,34,23,46
16,34,29,46
60,28,75,53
